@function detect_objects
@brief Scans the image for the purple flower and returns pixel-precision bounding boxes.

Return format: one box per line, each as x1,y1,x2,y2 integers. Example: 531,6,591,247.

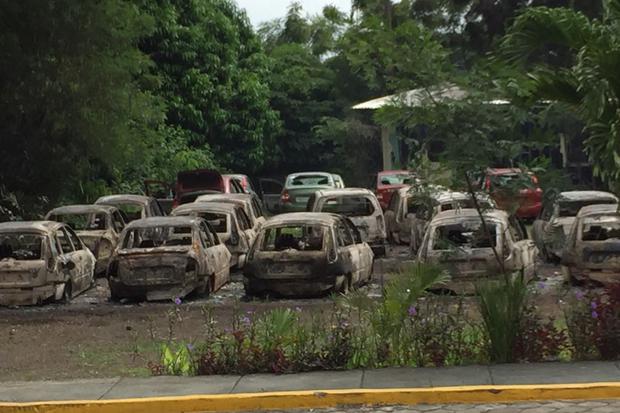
408,306,417,317
592,310,599,319
173,297,182,305
537,282,545,290
186,343,194,352
591,301,598,310
575,290,585,301
295,306,302,313
241,316,251,325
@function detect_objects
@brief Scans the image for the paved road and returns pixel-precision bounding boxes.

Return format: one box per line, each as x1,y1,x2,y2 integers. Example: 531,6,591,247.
245,400,620,413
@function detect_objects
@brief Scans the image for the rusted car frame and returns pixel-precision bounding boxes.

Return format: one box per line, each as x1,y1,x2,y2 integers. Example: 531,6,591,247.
307,188,387,256
107,217,231,302
561,204,620,286
0,221,96,306
533,191,619,262
45,204,126,275
418,209,537,294
171,202,256,269
244,213,373,297
196,193,266,231
95,194,165,223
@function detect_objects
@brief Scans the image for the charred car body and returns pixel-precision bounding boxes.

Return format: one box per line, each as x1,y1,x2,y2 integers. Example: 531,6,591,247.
561,204,620,286
107,217,231,301
95,194,165,222
45,205,126,275
418,209,537,294
243,213,374,297
533,191,619,261
307,188,387,256
196,193,266,231
0,221,96,306
171,202,256,268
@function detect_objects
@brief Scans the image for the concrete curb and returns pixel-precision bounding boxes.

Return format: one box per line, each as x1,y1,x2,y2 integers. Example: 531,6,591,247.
1,382,620,413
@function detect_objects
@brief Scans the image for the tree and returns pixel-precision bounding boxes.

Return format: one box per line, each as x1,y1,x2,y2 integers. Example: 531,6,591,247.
499,0,620,186
0,0,162,212
139,0,280,176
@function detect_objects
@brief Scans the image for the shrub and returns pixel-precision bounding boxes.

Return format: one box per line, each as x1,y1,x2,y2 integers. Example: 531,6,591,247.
514,305,568,362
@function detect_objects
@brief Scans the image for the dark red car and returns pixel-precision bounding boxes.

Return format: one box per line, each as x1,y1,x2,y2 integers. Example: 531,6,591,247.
374,170,416,210
173,169,244,208
482,168,543,220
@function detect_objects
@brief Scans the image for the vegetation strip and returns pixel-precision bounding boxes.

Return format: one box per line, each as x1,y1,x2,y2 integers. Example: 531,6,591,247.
1,383,620,413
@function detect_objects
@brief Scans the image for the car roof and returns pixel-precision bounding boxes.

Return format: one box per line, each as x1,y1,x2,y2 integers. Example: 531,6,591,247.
486,167,523,175
378,170,411,175
576,204,619,218
0,220,64,234
558,191,619,202
95,194,152,205
286,172,332,179
196,194,252,203
124,216,201,229
47,204,116,216
171,202,237,215
430,209,509,225
313,188,375,198
264,212,341,228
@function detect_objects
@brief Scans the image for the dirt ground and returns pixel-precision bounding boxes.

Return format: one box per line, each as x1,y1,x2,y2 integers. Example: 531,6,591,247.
0,247,574,381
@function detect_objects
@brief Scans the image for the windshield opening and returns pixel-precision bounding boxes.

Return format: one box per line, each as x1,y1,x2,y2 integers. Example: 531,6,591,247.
122,225,194,249
318,196,374,217
490,174,535,190
432,221,498,250
0,233,45,261
560,200,617,217
260,225,326,251
581,217,620,241
380,173,414,185
49,213,107,231
288,175,331,187
113,203,144,222
197,212,228,233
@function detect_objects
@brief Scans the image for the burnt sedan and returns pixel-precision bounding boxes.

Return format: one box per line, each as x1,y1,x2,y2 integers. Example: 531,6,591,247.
107,217,231,302
95,194,165,222
561,204,620,286
171,202,256,269
45,204,126,275
0,221,96,305
533,191,618,261
418,209,537,294
243,213,374,297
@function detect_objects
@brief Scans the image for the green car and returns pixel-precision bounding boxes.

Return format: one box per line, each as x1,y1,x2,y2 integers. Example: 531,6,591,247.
278,172,341,213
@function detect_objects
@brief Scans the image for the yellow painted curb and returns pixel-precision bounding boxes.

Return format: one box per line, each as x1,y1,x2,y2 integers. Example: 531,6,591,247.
1,382,620,413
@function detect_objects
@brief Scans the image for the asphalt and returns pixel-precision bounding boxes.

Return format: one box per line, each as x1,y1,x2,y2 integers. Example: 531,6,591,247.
1,361,619,402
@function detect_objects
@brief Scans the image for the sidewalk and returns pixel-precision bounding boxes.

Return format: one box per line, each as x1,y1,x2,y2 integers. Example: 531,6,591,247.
1,361,619,402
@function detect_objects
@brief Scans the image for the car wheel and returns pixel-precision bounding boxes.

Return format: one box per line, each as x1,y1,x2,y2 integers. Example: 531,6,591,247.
60,282,72,304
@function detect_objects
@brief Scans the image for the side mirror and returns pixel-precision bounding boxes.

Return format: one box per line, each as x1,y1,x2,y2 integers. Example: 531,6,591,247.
63,260,76,270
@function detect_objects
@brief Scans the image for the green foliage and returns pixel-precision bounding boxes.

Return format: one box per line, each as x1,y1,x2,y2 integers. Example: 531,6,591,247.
477,273,528,363
160,343,195,376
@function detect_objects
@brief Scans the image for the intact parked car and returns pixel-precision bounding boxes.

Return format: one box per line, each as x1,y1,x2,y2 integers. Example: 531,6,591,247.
279,172,339,213
107,217,231,302
95,194,164,222
533,190,619,261
373,170,416,210
307,188,387,256
0,221,96,306
480,168,543,221
196,193,266,231
418,209,538,294
406,190,499,253
45,205,126,275
172,169,244,208
243,213,374,297
171,202,256,269
561,204,620,285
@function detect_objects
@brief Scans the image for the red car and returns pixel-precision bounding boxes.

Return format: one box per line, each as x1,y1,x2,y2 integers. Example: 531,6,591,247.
172,169,245,208
374,170,416,210
482,168,543,220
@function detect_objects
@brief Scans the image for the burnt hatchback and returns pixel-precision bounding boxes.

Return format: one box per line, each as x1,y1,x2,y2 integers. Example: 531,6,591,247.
108,216,231,302
243,213,374,297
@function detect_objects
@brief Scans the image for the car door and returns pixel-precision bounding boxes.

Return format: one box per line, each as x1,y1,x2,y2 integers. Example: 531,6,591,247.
235,207,256,250
335,219,358,284
64,226,94,293
258,178,283,214
250,196,266,227
199,222,230,291
532,203,553,252
384,191,400,240
344,217,372,284
54,228,81,297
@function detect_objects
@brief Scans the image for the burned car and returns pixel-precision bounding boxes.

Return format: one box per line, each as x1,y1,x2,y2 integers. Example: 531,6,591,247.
244,213,374,297
0,221,96,306
45,204,126,275
307,188,387,256
561,204,620,286
171,202,256,268
418,209,537,294
533,191,618,261
108,217,231,301
95,194,165,222
196,193,266,231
